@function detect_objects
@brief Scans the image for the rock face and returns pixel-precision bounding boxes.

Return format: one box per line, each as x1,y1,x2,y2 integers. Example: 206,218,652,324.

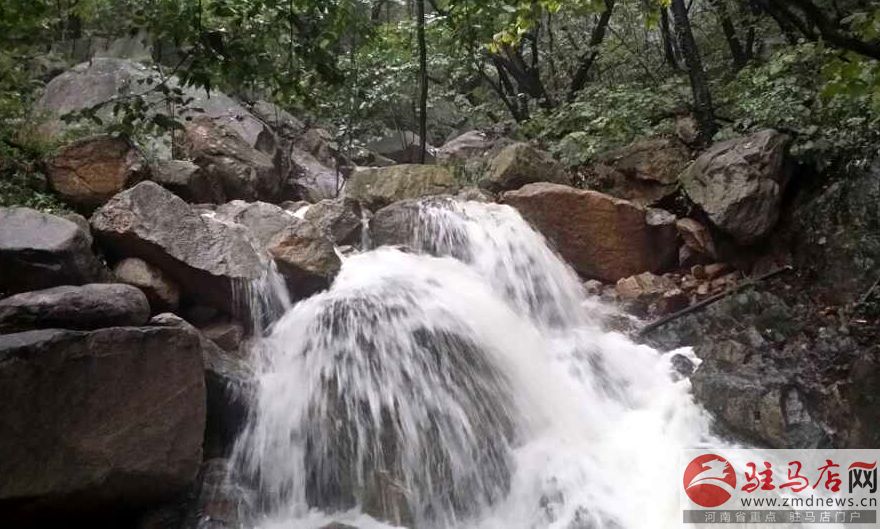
150,160,225,204
287,147,340,201
304,198,364,246
502,183,679,282
90,182,265,312
0,326,205,523
481,142,567,192
0,284,150,333
366,131,435,164
47,135,146,210
36,58,268,151
150,313,251,459
436,130,496,163
676,218,717,261
345,165,458,210
0,207,108,296
183,116,282,202
790,162,880,304
681,129,791,243
113,257,181,313
582,137,690,205
268,220,341,296
368,199,422,248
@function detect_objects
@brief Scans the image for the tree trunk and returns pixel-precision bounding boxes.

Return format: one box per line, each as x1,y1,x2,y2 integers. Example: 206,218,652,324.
568,0,616,98
670,0,717,145
709,0,748,69
416,0,428,163
660,7,680,70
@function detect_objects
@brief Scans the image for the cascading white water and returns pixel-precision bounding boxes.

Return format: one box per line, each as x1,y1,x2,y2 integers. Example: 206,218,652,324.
233,198,722,529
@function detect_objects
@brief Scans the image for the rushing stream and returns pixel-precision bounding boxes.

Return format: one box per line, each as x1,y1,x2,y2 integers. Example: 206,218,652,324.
232,198,721,529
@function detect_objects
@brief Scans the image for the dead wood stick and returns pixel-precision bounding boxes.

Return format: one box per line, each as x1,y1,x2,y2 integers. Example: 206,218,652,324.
638,265,794,337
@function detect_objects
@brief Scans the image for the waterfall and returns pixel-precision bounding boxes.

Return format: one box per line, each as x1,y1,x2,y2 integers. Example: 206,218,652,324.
233,198,720,529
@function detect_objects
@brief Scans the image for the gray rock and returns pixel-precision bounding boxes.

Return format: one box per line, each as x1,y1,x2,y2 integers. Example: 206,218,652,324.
369,199,423,248
214,200,298,250
36,58,269,152
0,326,205,524
200,321,245,353
113,257,181,312
183,116,282,202
61,212,93,246
90,182,265,313
151,160,225,204
436,130,496,163
681,129,791,243
304,197,365,246
0,283,150,332
150,313,252,458
0,207,108,296
185,459,249,529
345,165,458,210
366,130,436,164
249,100,305,138
481,142,568,192
287,146,340,201
268,220,341,297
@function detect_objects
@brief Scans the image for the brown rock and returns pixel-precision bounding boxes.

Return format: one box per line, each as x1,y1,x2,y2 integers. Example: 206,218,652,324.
47,135,146,210
345,165,458,210
268,219,341,297
200,321,245,352
480,142,567,192
704,262,732,280
655,288,690,315
502,183,678,282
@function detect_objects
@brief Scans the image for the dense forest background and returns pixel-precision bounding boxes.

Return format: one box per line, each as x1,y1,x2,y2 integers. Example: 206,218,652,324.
1,0,879,211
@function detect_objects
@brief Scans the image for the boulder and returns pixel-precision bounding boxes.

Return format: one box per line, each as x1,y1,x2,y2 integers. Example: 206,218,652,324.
90,182,265,313
0,326,205,523
295,127,342,169
61,212,93,246
113,257,181,312
184,459,247,529
502,183,679,282
676,218,717,260
480,142,567,193
0,283,149,333
369,199,422,248
304,198,365,246
680,129,791,244
214,200,298,250
150,160,225,204
366,131,435,164
287,147,340,201
36,58,269,152
0,207,108,296
345,165,458,210
150,313,252,458
47,135,147,211
249,100,305,138
200,321,245,353
268,220,341,296
582,137,690,205
436,130,496,163
183,116,282,202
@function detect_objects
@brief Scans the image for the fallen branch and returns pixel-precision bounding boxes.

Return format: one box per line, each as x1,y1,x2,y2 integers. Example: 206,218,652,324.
638,265,794,337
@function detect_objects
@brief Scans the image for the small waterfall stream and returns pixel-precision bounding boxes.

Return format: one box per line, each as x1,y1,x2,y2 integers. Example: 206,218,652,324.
233,199,721,529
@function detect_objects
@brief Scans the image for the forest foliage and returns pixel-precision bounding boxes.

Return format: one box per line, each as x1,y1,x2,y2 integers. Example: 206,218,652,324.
1,0,879,208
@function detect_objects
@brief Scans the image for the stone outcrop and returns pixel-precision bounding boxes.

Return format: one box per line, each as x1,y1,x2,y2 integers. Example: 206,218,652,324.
304,198,364,246
90,182,265,312
47,135,147,210
680,129,791,243
214,200,298,249
0,283,150,332
268,220,341,296
502,183,678,282
0,207,108,296
0,326,205,524
480,142,567,193
345,165,458,210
